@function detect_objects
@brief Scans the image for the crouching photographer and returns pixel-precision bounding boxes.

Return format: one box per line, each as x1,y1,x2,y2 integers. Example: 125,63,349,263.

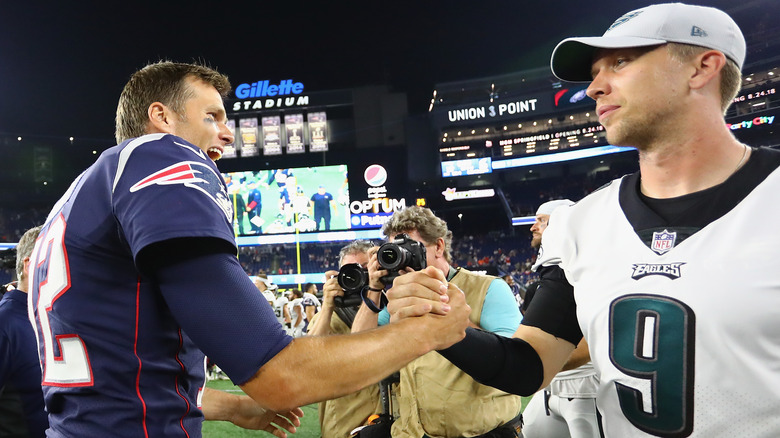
352,206,525,438
306,240,383,438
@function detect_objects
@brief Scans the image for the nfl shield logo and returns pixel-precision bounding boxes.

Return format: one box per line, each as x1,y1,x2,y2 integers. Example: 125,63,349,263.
651,230,677,255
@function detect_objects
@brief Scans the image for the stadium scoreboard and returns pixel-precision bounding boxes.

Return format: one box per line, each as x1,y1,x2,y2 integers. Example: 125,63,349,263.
223,78,354,158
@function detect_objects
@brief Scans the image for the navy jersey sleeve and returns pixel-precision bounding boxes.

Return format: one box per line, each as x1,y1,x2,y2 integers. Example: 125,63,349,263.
111,134,236,260
142,238,292,385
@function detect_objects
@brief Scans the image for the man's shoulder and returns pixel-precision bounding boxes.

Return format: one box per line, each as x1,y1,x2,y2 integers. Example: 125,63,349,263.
552,176,626,223
0,290,26,314
452,268,503,293
117,134,214,168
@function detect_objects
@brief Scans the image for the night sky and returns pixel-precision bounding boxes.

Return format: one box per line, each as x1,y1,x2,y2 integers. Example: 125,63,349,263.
0,0,766,143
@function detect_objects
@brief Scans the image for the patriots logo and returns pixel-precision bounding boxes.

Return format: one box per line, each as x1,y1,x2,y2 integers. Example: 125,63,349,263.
130,161,233,221
650,229,676,255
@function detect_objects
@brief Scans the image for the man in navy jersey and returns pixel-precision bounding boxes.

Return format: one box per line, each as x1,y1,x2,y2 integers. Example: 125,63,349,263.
27,61,470,438
386,4,780,437
0,226,47,437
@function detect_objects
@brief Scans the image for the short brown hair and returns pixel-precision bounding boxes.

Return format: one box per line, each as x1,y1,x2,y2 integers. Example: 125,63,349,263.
114,61,231,144
667,43,742,114
382,206,453,264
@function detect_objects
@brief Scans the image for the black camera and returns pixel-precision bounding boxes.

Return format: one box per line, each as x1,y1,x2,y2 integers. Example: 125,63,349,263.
335,263,368,308
377,234,427,284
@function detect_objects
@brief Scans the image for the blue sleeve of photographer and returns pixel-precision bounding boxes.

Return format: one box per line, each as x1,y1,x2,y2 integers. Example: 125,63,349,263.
377,278,520,336
480,279,522,337
378,308,391,326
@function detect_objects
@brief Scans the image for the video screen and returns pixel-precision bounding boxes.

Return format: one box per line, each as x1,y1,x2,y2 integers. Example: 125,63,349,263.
441,157,492,177
223,165,350,236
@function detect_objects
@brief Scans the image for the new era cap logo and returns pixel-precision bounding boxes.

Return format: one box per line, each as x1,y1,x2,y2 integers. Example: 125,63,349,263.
607,10,643,32
691,26,708,37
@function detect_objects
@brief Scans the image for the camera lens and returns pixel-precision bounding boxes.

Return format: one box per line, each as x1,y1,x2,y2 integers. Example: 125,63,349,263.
337,263,368,293
378,244,408,271
341,271,361,289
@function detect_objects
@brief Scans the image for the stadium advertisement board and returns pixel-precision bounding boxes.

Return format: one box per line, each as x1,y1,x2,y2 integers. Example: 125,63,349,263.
348,163,407,230
433,87,594,126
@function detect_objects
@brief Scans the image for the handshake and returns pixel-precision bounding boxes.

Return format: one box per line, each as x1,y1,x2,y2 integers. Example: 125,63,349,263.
384,265,472,351
335,234,427,308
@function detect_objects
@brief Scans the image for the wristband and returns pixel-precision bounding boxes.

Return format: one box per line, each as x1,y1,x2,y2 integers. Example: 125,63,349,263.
360,287,388,313
438,327,544,396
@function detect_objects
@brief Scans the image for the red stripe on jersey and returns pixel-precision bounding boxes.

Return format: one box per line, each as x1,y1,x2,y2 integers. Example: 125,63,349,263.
133,277,150,438
174,329,191,438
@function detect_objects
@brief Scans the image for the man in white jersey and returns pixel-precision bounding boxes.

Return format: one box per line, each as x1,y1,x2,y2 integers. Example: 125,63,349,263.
386,4,780,437
274,290,291,335
522,200,600,438
254,276,276,307
287,289,306,337
301,283,321,334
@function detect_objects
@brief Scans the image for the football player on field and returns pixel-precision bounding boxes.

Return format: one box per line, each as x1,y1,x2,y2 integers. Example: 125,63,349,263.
387,4,780,437
28,61,469,438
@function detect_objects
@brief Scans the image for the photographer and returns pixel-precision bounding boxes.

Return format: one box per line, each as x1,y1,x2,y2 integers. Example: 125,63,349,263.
352,206,524,438
307,240,383,438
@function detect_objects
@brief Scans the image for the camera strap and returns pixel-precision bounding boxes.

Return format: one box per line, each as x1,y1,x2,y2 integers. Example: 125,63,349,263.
360,287,388,313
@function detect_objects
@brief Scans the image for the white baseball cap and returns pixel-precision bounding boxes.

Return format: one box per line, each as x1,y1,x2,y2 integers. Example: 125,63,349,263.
536,199,574,216
551,3,745,82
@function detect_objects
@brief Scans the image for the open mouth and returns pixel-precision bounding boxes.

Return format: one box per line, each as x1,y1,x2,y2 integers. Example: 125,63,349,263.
207,147,223,161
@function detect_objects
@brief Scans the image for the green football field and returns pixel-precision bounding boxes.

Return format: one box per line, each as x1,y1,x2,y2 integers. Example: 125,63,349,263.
225,165,350,236
203,379,533,437
202,380,321,438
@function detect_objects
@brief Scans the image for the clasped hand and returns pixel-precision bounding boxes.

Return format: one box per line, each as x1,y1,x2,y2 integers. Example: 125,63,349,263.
385,266,471,349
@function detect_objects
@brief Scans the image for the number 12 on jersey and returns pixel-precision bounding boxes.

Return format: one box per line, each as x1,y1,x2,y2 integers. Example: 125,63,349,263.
29,214,94,387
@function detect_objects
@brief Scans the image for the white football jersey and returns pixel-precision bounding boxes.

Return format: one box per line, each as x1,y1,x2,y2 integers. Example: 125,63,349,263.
288,297,305,328
537,148,780,437
273,296,289,325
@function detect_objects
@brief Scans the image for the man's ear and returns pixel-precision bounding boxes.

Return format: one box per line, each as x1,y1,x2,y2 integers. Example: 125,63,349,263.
147,102,175,134
689,50,727,91
434,237,445,259
21,256,30,279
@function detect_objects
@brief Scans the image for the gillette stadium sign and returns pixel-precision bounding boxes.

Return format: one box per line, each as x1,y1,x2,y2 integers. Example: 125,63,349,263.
349,164,406,229
232,79,310,111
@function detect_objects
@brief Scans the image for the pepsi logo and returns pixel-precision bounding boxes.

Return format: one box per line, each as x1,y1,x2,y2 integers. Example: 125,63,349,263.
364,164,387,187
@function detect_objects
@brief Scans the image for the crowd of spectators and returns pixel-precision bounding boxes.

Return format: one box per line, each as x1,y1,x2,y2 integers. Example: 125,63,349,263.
0,206,49,243
238,242,343,275
1,169,620,290
502,163,636,217
450,232,538,288
234,230,540,291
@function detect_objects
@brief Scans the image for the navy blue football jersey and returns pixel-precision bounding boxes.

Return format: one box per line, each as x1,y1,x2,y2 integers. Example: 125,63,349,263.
27,134,289,437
